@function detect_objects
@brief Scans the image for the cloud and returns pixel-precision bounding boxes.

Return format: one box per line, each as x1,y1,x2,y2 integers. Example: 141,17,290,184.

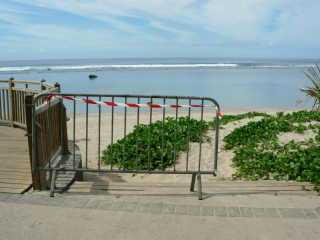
0,0,320,59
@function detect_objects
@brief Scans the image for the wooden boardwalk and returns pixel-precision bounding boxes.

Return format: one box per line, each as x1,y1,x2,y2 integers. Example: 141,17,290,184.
0,126,32,193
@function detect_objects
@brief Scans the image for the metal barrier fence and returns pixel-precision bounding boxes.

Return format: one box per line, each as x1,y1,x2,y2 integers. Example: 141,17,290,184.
33,93,221,199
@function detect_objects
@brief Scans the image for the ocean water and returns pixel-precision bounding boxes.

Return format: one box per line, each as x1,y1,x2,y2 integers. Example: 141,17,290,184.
0,58,319,109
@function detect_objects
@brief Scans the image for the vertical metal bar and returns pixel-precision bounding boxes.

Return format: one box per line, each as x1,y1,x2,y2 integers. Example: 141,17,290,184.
198,98,204,172
190,173,196,192
122,96,127,170
73,97,76,169
110,96,114,170
186,98,191,172
3,89,5,120
98,96,101,170
0,90,3,120
20,91,23,124
49,169,56,197
197,173,203,200
85,96,89,169
214,106,220,173
148,97,153,171
1,90,3,120
124,97,127,137
16,90,19,123
173,97,178,172
137,97,140,125
2,89,5,120
3,90,6,120
135,97,140,169
161,98,166,170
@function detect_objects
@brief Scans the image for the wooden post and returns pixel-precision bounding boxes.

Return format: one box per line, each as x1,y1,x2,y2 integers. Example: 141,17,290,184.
9,77,14,127
54,82,69,154
40,79,46,91
54,82,60,92
61,106,69,155
25,93,41,190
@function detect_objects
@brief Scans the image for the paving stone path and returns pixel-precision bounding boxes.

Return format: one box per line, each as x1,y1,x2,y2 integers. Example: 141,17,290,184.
0,193,319,220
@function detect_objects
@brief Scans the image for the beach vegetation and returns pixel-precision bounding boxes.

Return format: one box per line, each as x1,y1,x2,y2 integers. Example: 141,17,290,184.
301,64,320,110
101,110,320,189
102,117,209,170
225,110,320,187
211,111,270,128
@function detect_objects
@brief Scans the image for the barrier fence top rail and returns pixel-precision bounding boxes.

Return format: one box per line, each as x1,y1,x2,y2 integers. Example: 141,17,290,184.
39,92,220,107
47,94,222,112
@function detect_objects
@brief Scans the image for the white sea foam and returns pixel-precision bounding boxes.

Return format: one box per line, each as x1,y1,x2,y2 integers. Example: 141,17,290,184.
0,63,238,73
255,64,314,68
0,62,313,73
0,66,33,72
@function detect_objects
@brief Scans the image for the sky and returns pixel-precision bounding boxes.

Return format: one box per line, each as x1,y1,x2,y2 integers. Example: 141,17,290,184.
0,0,320,60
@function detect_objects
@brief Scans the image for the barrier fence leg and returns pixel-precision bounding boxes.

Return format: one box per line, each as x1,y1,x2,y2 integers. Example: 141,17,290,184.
50,170,56,197
190,173,196,192
197,173,203,200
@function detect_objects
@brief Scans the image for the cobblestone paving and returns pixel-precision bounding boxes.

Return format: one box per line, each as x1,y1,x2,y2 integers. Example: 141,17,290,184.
0,193,319,220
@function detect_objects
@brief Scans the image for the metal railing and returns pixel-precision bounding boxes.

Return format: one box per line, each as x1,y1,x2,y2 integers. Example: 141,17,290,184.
33,93,221,199
0,78,57,128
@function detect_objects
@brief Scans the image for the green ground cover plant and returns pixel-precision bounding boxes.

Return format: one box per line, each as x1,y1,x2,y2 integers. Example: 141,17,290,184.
211,111,270,128
101,110,320,188
102,112,265,170
224,111,320,187
102,117,210,170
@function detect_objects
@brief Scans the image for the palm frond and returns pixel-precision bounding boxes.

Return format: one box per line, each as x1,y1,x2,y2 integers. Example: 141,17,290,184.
301,64,320,110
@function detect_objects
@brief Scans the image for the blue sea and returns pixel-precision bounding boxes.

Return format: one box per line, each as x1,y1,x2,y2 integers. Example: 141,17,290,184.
0,58,319,109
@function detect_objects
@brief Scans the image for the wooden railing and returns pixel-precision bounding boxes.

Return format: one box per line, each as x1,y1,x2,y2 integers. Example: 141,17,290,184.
0,78,57,128
0,78,67,190
27,94,69,190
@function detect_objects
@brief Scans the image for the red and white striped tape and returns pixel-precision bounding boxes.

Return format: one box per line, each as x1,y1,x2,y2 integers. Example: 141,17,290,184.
47,94,223,116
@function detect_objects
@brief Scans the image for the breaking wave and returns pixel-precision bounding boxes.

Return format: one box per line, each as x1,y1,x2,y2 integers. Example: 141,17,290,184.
0,63,314,73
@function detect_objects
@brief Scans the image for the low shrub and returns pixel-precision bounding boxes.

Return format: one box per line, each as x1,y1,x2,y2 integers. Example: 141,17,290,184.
101,117,209,170
225,110,320,187
211,111,269,128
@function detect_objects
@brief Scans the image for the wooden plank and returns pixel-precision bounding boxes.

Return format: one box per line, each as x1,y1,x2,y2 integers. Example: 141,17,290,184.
35,97,60,114
0,126,32,193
